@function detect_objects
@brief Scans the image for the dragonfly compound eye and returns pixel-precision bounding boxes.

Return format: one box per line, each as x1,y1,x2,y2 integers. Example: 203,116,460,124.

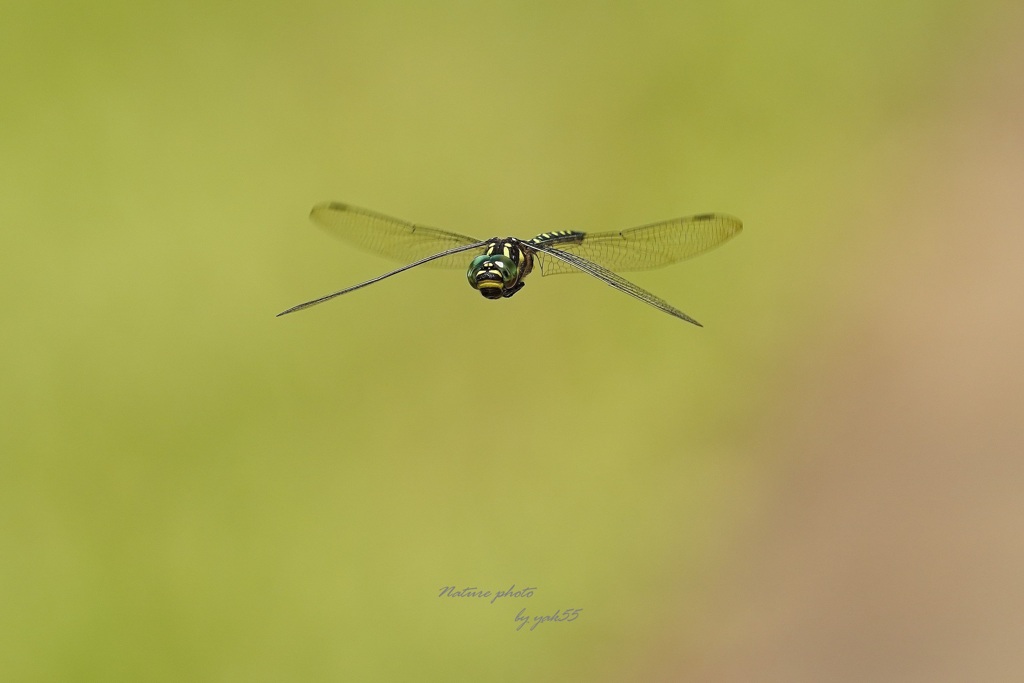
467,254,518,299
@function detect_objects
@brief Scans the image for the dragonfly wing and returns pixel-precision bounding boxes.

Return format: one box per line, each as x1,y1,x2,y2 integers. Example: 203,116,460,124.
528,243,703,325
278,239,490,316
310,202,486,269
534,213,742,276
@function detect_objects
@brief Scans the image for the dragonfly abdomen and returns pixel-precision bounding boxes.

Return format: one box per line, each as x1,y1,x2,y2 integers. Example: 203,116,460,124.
530,230,585,247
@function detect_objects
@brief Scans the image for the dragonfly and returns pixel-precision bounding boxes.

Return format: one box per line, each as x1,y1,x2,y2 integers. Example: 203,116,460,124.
278,202,742,325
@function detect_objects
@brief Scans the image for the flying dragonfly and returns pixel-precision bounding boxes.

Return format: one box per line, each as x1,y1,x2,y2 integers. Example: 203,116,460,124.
278,202,742,325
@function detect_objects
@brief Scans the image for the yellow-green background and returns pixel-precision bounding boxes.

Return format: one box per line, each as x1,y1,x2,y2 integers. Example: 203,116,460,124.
4,1,1023,681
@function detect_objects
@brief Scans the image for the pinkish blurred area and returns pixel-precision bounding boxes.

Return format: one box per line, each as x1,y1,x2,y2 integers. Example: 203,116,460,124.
643,30,1024,683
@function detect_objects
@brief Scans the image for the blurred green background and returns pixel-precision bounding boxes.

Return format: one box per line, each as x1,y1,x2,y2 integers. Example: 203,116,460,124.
4,1,1024,681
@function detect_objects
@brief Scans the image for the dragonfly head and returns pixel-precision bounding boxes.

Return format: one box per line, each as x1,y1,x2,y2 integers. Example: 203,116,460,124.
468,254,518,299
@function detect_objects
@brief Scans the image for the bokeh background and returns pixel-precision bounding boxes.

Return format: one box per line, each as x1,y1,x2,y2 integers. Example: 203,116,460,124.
3,1,1023,680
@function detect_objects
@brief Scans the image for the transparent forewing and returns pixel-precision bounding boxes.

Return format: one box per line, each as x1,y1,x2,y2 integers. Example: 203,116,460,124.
309,202,486,269
533,213,742,276
277,240,490,317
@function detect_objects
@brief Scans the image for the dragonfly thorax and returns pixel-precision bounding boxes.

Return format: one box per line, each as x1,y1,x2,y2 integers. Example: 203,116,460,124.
467,239,535,299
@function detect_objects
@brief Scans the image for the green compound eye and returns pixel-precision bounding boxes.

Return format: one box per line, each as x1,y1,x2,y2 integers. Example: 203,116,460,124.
489,255,518,284
467,255,489,281
467,254,518,287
